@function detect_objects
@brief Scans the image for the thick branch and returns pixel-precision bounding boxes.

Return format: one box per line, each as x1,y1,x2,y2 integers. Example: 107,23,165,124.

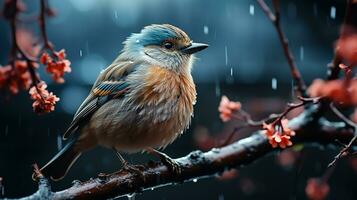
5,106,356,200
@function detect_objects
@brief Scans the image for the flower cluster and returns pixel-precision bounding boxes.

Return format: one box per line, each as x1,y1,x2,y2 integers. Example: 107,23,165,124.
218,95,241,122
262,119,295,149
40,49,71,83
0,61,34,94
1,0,72,114
305,178,330,200
308,78,357,105
29,81,59,114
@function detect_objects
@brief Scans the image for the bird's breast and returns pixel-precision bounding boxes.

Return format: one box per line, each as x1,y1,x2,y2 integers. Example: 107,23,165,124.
127,65,196,125
90,65,197,151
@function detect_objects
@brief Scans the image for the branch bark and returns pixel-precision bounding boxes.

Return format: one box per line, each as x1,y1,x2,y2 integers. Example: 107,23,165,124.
4,105,356,200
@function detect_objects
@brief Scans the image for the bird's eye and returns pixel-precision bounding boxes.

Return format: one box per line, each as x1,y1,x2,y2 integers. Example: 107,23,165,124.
163,42,173,49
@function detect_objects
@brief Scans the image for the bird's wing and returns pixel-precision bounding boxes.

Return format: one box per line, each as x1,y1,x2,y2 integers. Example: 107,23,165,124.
62,60,139,140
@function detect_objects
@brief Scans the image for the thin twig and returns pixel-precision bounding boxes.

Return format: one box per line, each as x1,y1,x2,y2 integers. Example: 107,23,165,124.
224,97,320,146
270,97,320,125
39,0,54,52
327,103,357,167
327,131,357,168
329,103,357,128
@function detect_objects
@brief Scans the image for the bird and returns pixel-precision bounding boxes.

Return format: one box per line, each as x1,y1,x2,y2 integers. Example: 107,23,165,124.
34,24,208,181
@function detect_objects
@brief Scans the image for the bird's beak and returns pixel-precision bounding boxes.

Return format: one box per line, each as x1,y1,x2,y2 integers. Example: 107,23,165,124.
181,42,209,54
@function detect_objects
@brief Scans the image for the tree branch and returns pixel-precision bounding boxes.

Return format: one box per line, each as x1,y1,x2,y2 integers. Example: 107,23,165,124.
4,105,356,200
257,0,307,97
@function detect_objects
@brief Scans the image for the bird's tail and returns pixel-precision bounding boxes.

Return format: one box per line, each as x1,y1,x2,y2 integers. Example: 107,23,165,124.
33,138,82,181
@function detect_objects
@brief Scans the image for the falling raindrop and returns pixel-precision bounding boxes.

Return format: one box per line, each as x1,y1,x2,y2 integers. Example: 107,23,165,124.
193,178,198,183
230,67,233,77
79,49,83,57
300,46,304,61
330,6,336,19
272,78,277,90
249,4,254,16
224,46,228,66
203,25,209,35
114,10,118,19
57,133,63,151
215,80,221,97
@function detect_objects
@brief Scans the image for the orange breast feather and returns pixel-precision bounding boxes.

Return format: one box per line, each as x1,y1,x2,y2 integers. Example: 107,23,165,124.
137,66,196,115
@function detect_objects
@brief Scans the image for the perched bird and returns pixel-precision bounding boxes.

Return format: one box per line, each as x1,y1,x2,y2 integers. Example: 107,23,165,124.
35,24,208,180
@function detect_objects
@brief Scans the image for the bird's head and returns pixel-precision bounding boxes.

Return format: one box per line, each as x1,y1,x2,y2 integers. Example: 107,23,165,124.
120,24,208,73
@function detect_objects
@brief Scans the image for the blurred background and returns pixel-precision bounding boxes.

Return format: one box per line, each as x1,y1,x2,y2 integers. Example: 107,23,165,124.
0,0,356,199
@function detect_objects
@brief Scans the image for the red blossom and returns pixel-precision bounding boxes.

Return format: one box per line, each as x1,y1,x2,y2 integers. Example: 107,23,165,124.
218,95,241,122
40,52,51,65
263,119,295,149
335,34,357,67
40,49,71,83
305,178,330,200
281,119,295,136
29,82,59,114
0,61,32,94
269,133,292,148
308,78,357,105
56,49,66,60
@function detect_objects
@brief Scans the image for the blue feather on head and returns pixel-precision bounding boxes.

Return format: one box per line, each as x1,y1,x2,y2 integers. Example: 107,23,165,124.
122,24,190,54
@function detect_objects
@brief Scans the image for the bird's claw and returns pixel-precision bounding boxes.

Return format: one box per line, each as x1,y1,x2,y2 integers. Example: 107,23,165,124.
161,155,182,175
122,163,146,180
146,148,182,175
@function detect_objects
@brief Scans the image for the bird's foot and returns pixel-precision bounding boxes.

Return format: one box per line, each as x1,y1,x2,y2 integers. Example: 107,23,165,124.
146,148,182,175
122,162,146,181
122,162,144,176
113,148,145,178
